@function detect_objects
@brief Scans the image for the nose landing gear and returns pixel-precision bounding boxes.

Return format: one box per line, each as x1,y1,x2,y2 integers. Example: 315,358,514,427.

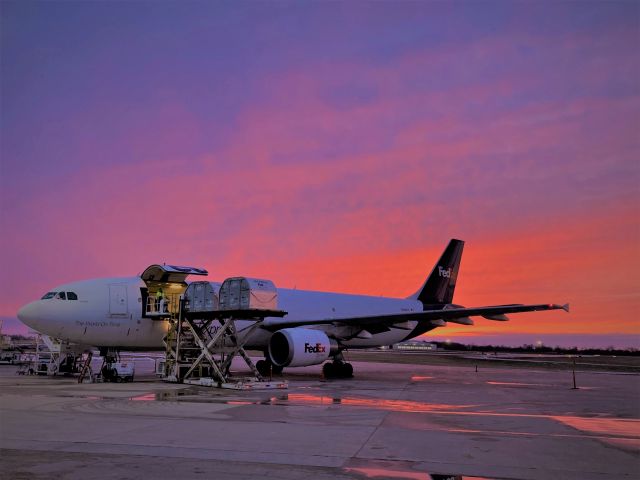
98,348,135,383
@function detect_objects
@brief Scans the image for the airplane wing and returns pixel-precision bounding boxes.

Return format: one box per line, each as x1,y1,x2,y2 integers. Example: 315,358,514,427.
261,303,569,331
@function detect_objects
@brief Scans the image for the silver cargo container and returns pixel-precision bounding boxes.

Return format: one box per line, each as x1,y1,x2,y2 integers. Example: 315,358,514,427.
218,277,278,311
184,281,219,312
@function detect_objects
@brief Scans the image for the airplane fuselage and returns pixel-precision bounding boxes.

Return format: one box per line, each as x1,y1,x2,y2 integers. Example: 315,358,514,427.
18,276,424,350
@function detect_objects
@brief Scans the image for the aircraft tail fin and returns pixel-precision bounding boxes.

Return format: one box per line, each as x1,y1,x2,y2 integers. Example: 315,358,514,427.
409,239,464,305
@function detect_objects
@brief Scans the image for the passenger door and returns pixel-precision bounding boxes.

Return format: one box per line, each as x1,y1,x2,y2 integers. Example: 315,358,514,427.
109,284,128,316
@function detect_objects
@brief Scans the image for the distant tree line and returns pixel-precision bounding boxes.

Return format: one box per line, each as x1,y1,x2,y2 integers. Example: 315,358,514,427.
431,341,639,356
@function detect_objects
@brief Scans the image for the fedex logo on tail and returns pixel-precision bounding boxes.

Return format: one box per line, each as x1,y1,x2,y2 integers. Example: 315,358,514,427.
438,266,452,278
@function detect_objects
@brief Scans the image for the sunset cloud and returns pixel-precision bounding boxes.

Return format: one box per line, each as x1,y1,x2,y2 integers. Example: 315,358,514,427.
1,1,638,345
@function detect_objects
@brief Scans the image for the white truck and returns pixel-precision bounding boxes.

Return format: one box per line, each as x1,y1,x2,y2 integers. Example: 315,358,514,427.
101,361,135,382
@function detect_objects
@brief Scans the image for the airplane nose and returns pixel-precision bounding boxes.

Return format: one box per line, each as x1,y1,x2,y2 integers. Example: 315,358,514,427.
17,302,39,330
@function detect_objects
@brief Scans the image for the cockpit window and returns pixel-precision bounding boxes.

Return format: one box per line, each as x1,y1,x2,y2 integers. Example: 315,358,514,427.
41,291,77,300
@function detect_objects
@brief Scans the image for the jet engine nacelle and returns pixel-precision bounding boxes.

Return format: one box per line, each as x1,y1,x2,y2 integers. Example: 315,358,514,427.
268,328,338,367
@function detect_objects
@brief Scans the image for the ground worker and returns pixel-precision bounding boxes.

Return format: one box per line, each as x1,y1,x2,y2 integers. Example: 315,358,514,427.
156,288,165,313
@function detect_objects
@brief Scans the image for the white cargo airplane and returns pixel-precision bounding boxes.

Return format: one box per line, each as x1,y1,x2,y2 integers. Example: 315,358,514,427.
17,239,568,377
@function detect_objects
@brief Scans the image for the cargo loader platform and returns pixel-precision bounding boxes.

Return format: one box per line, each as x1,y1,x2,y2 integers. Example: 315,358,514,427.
161,277,289,389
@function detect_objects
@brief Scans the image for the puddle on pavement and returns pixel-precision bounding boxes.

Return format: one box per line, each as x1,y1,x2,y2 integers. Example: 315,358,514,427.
128,388,290,405
125,388,639,452
126,390,639,438
345,469,493,479
344,463,495,480
554,416,640,438
410,376,434,382
486,381,553,387
127,389,479,415
285,393,478,414
130,393,158,401
486,381,598,390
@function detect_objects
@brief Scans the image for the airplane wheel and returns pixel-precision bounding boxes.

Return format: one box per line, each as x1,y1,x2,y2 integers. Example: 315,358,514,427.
256,360,270,377
325,361,352,379
102,366,113,382
322,362,335,379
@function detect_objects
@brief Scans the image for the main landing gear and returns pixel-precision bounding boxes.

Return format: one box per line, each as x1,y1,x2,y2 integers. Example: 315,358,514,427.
322,359,353,379
255,354,353,379
256,359,283,377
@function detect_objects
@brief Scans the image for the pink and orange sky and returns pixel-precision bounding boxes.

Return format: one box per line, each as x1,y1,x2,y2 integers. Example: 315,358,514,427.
1,1,638,347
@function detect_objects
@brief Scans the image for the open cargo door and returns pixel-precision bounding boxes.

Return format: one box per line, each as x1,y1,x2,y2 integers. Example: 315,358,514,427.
141,264,208,284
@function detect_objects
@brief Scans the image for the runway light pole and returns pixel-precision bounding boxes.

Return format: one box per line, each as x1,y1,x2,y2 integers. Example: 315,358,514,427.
572,357,578,390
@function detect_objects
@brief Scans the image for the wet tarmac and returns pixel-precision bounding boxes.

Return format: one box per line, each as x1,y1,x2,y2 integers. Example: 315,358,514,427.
0,358,638,479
